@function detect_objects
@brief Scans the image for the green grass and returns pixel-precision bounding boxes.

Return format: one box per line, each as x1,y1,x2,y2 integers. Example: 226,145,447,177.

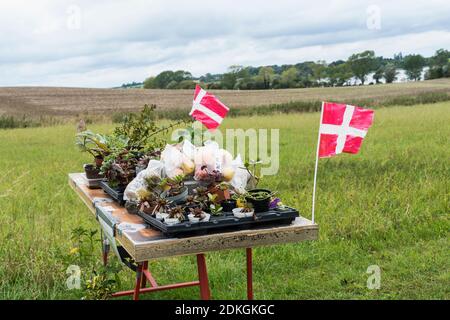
0,103,449,299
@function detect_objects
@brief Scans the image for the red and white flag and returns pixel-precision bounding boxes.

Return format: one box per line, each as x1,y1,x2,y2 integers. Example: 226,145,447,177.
318,102,374,158
189,85,229,131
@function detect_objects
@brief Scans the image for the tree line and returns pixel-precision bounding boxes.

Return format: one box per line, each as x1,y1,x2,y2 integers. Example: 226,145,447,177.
141,49,450,90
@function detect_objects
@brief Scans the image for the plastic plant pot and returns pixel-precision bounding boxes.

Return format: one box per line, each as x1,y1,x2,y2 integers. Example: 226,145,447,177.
201,213,211,222
155,212,169,221
84,164,102,179
245,189,272,213
221,199,237,212
164,186,188,204
164,217,181,225
232,208,254,218
188,214,200,223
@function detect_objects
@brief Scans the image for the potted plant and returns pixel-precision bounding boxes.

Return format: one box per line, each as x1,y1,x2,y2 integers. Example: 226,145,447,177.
152,198,171,220
161,175,188,204
76,130,111,179
245,189,275,213
101,149,138,190
192,186,209,210
135,188,157,215
209,203,224,217
183,195,198,213
188,207,210,223
233,203,254,218
164,206,185,225
83,163,103,179
206,192,225,216
208,182,231,202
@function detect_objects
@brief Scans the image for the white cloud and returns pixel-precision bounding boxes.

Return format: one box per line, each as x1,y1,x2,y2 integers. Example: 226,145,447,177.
0,0,449,87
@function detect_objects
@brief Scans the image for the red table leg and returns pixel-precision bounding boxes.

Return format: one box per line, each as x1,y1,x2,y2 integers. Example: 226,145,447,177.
196,254,211,300
246,248,253,300
140,261,149,288
133,263,144,300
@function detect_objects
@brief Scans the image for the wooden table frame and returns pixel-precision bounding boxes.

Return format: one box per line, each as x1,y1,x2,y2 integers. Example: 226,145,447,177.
69,173,318,300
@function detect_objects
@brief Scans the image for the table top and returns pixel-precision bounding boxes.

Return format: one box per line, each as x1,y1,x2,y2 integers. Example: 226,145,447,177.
69,173,318,262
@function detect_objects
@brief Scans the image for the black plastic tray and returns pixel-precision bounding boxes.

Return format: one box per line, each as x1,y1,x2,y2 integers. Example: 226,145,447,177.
99,180,126,205
137,207,299,237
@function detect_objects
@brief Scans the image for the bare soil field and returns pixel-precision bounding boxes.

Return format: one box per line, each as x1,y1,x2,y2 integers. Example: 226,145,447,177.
1,78,450,118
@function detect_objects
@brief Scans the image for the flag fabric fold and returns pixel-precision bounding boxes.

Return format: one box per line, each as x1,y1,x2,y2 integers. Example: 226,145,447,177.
190,85,229,131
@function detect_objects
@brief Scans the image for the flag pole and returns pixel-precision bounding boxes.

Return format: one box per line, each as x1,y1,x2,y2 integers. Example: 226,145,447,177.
311,102,324,224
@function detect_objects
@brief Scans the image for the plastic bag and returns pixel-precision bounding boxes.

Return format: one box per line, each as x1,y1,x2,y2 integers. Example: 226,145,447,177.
124,160,163,201
229,154,251,193
181,139,196,160
160,144,184,178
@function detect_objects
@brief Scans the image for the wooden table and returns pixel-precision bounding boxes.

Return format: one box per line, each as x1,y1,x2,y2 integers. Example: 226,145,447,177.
69,173,318,300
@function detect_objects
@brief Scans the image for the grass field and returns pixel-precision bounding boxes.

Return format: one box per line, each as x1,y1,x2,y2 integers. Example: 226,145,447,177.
1,79,450,119
0,102,449,299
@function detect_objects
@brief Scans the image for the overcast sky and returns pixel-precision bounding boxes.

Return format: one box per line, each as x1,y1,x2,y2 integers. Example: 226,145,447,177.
0,0,449,87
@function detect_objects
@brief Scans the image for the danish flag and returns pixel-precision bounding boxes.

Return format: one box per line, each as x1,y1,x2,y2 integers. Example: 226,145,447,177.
319,102,374,158
190,85,229,131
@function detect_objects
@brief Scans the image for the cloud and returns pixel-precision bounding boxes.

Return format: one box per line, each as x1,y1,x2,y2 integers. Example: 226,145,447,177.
0,0,449,87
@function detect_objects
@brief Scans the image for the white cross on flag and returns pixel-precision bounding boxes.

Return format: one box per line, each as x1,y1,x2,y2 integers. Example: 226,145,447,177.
319,102,374,158
189,85,229,131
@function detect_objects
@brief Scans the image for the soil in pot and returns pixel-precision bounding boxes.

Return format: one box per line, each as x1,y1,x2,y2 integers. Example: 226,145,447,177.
245,189,272,213
84,164,102,179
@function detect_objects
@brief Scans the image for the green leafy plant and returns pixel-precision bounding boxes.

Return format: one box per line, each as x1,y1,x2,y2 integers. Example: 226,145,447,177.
75,130,111,158
114,104,187,152
101,150,137,188
209,203,223,216
163,174,186,196
192,186,209,210
246,190,276,201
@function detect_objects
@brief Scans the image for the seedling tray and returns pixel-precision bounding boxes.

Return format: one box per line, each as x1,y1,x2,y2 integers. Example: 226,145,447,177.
137,207,299,237
99,180,126,205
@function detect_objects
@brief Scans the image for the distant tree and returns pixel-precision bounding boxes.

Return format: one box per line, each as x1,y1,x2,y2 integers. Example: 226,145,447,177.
177,80,197,89
347,50,377,85
327,63,352,86
403,54,426,81
373,67,384,84
172,70,192,82
220,65,244,89
143,76,156,89
383,63,398,83
426,49,450,79
165,80,179,89
280,67,299,88
311,61,327,85
255,66,275,89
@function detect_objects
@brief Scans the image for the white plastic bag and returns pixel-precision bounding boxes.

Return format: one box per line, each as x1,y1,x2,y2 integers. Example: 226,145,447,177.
230,154,251,193
160,144,184,178
124,160,163,201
